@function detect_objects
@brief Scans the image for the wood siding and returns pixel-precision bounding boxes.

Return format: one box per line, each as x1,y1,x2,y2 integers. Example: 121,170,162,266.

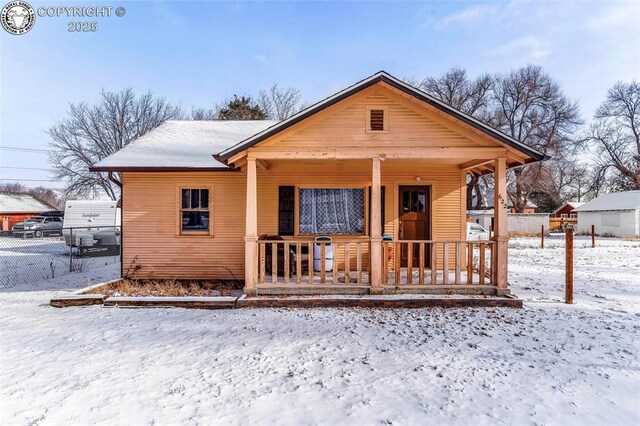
122,160,464,279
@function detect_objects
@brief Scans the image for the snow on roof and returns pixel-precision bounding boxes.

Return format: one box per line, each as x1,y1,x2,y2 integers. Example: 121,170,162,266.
572,191,640,212
552,201,584,215
91,120,278,170
0,192,54,213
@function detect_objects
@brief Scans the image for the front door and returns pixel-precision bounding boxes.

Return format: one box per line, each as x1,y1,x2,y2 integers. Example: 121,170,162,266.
398,186,430,267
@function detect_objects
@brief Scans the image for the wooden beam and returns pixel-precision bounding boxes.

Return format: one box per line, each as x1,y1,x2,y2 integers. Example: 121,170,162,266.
248,146,509,160
460,159,494,171
244,158,258,296
256,159,270,170
493,157,508,291
370,157,383,293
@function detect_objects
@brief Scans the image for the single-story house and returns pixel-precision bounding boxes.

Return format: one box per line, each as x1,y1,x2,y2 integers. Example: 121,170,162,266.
91,71,544,296
573,191,640,237
552,202,583,218
0,192,56,232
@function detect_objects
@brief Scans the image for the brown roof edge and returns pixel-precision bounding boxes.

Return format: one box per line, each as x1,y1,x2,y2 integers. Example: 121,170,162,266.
89,166,235,172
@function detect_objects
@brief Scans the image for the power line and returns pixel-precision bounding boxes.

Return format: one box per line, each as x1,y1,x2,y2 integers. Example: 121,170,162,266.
0,146,49,153
0,178,60,182
0,166,53,171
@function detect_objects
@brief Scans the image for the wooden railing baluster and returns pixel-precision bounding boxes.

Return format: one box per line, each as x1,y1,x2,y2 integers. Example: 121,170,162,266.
344,243,350,284
356,242,363,284
296,242,302,284
467,242,473,285
271,242,277,284
284,242,290,284
418,243,425,285
479,242,486,285
407,242,413,284
259,242,265,284
443,242,449,285
320,242,326,284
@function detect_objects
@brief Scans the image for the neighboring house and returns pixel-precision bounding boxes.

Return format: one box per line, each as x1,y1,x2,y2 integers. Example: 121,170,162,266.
553,202,584,218
0,192,56,232
91,71,544,296
573,191,640,237
467,210,550,235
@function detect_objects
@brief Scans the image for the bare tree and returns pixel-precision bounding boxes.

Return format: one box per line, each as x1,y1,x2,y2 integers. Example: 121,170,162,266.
190,107,217,120
419,68,494,209
257,83,306,121
491,65,581,212
585,81,640,190
48,89,182,200
421,68,494,120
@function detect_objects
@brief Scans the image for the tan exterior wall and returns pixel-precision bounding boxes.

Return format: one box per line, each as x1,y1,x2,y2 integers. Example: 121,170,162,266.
122,160,464,280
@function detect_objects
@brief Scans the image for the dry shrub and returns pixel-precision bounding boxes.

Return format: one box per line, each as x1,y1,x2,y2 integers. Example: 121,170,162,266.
85,278,242,297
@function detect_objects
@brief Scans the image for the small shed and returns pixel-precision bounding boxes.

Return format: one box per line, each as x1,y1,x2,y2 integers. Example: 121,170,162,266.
573,191,640,237
0,192,56,232
552,202,584,218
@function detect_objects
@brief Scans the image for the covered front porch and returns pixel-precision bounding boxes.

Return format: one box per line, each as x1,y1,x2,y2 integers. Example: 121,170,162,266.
240,153,511,297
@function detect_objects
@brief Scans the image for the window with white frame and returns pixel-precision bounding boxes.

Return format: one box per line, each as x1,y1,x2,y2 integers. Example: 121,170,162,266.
180,188,210,233
299,188,365,234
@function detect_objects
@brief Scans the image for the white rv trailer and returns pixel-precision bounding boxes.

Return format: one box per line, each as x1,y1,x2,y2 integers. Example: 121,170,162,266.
62,200,121,254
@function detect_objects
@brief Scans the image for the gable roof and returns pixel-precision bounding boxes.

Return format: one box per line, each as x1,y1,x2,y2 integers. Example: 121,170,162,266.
218,71,545,162
0,192,55,213
91,120,277,171
552,201,584,214
572,191,640,212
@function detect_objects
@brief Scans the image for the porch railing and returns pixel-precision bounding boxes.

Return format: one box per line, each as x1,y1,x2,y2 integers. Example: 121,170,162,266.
257,240,369,285
383,240,495,285
256,239,496,286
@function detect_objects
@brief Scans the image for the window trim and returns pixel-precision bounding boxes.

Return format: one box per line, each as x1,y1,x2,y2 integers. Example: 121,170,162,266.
295,185,369,237
365,106,389,133
176,185,213,237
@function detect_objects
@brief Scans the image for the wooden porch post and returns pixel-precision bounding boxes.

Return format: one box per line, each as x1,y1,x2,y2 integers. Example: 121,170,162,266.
370,157,383,294
493,157,509,294
244,158,258,296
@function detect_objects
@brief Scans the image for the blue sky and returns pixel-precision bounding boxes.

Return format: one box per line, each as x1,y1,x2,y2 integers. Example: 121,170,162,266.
1,0,639,189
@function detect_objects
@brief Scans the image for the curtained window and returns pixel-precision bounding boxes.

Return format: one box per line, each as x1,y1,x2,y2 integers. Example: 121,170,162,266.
299,188,365,234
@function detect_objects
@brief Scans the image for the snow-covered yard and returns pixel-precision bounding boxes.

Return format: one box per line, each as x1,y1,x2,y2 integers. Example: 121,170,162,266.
1,236,638,424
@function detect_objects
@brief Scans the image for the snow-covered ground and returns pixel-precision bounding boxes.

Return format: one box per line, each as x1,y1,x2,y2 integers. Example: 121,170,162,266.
0,235,119,289
1,236,638,425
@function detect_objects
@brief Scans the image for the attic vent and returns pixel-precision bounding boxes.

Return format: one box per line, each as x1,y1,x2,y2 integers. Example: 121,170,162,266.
369,109,385,131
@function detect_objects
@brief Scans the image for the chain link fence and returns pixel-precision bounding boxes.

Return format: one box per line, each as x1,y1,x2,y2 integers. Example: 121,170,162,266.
0,226,121,289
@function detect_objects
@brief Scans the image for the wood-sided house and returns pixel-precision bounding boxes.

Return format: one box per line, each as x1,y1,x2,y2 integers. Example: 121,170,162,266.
91,71,544,296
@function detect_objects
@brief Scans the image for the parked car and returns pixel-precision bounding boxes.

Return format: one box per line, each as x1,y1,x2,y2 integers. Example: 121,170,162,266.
12,216,63,237
467,222,490,240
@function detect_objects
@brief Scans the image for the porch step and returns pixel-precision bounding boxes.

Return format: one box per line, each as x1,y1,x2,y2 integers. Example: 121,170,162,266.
238,295,522,309
256,285,371,296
